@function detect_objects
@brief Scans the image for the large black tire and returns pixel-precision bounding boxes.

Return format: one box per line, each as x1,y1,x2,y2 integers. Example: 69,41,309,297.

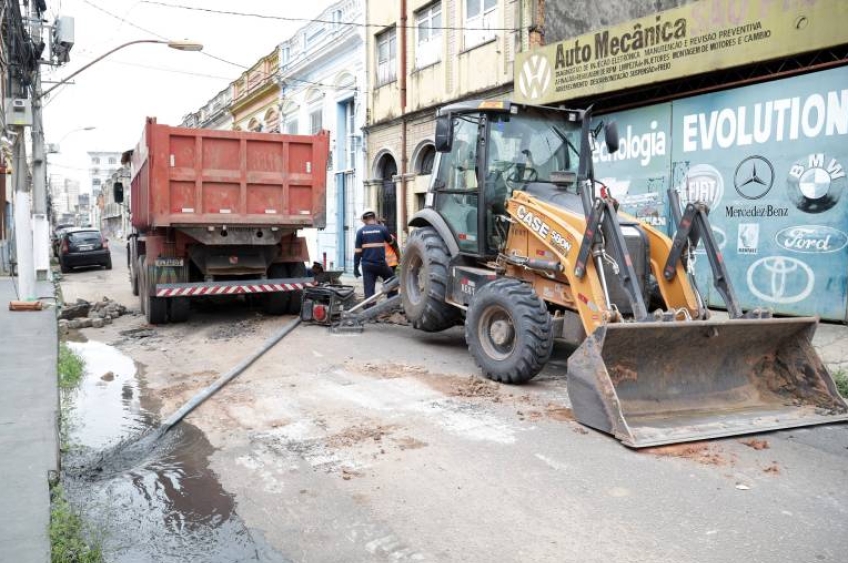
104,256,113,270
465,278,553,384
140,256,168,325
169,297,190,323
286,262,307,315
400,227,460,332
262,263,291,315
138,256,146,314
131,264,140,296
59,259,71,274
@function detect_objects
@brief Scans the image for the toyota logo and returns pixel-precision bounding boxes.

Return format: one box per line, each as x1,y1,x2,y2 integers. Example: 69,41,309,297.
746,256,815,304
519,54,552,101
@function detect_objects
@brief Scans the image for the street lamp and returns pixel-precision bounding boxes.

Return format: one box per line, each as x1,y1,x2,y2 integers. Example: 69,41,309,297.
56,126,96,146
13,38,203,299
48,126,96,154
40,39,204,98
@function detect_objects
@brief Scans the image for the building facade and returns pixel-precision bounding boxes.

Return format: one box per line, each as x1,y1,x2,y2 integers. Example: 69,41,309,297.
278,0,366,270
180,86,233,131
87,151,122,235
231,49,281,133
364,0,538,244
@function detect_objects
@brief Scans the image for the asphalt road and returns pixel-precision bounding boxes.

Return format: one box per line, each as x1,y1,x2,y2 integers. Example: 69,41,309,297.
59,241,848,563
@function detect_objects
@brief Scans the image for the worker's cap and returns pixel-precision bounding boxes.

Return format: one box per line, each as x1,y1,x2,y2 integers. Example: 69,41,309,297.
361,208,376,220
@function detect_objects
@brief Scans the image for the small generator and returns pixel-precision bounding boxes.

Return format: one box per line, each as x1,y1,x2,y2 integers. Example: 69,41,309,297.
300,285,356,325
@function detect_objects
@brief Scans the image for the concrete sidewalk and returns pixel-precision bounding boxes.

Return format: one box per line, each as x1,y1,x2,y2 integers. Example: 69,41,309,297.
0,276,59,563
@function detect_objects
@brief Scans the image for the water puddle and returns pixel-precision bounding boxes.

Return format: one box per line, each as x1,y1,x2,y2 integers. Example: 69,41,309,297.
63,341,289,563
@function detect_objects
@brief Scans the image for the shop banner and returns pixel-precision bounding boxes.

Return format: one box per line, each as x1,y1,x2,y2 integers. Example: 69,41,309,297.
593,66,848,320
515,0,848,105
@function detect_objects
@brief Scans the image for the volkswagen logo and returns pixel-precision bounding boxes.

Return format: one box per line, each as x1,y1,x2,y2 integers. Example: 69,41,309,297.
734,156,774,200
787,153,846,213
518,54,552,102
746,256,815,305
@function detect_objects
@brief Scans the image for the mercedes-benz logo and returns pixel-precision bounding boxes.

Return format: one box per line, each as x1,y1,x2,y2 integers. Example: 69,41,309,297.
734,156,774,200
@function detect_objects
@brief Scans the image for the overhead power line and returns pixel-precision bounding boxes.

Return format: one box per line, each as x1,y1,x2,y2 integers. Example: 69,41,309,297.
139,1,521,31
81,0,249,69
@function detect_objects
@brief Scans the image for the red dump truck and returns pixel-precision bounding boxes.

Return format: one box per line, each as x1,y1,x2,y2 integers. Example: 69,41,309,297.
118,118,329,324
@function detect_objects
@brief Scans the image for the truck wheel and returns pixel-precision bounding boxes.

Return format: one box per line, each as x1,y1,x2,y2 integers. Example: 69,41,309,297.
262,263,291,315
138,256,146,314
131,265,140,296
465,278,553,384
147,296,168,325
141,256,168,325
400,226,460,332
169,297,190,323
286,262,307,315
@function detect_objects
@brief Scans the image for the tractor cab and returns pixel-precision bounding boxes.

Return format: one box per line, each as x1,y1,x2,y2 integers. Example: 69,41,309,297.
426,101,614,257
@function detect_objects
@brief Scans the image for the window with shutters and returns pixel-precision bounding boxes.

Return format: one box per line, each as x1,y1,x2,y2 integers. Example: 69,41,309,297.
310,109,323,134
376,28,397,86
464,0,497,49
415,3,442,68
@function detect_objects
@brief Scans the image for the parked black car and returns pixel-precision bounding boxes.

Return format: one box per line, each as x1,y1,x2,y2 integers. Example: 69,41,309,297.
57,228,112,273
51,223,75,257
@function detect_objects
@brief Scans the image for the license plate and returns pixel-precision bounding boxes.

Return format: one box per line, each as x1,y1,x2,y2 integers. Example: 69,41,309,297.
78,244,93,251
155,258,184,267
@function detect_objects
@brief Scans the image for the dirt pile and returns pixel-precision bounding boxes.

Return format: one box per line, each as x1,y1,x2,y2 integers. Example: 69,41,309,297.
326,424,395,448
740,438,770,450
643,442,731,466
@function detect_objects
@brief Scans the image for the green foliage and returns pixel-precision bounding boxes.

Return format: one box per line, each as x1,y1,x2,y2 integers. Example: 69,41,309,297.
833,368,848,398
50,486,103,563
58,343,84,389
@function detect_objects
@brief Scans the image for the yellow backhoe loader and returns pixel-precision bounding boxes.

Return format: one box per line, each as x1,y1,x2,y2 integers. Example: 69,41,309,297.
399,100,848,448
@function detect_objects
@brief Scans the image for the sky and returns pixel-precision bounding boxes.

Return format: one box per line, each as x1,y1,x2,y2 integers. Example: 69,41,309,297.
42,0,337,193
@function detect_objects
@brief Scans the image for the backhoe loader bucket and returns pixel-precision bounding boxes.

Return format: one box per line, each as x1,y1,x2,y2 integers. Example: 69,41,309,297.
567,317,848,448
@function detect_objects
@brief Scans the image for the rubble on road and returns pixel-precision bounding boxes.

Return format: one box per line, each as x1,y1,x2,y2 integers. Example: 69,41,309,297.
58,297,131,332
373,311,410,326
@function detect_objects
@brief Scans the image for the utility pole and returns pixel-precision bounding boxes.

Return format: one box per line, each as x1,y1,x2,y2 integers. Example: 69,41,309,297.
12,133,35,299
9,0,35,299
30,0,50,281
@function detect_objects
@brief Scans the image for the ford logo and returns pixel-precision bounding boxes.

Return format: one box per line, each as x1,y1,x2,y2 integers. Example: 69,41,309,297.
775,225,848,254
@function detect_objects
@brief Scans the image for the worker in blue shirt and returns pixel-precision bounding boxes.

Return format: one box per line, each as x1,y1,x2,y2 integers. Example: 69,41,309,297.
354,209,398,303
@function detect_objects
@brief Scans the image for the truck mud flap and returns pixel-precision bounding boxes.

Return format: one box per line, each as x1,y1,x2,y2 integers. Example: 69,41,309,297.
566,318,848,448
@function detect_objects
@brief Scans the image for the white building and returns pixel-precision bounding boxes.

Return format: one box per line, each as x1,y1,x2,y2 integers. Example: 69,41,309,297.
278,0,366,271
87,151,122,234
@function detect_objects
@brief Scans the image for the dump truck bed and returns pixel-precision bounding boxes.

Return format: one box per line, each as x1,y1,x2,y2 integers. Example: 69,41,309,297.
130,118,329,230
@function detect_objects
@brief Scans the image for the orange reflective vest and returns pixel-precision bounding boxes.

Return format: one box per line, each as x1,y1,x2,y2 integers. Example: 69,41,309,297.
385,242,399,267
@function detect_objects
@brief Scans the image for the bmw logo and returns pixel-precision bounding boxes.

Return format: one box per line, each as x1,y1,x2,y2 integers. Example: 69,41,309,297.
787,153,846,214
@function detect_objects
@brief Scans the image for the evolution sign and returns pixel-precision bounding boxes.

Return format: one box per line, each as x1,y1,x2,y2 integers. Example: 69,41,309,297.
515,0,848,104
590,66,848,320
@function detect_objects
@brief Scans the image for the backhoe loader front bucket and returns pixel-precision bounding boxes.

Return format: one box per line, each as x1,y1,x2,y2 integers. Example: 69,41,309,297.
567,317,848,448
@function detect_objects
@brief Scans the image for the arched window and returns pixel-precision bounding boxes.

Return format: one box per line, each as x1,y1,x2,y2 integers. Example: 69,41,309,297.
416,144,436,175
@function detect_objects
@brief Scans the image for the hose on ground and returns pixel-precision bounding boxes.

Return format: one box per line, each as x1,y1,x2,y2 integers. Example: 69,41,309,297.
158,316,302,435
